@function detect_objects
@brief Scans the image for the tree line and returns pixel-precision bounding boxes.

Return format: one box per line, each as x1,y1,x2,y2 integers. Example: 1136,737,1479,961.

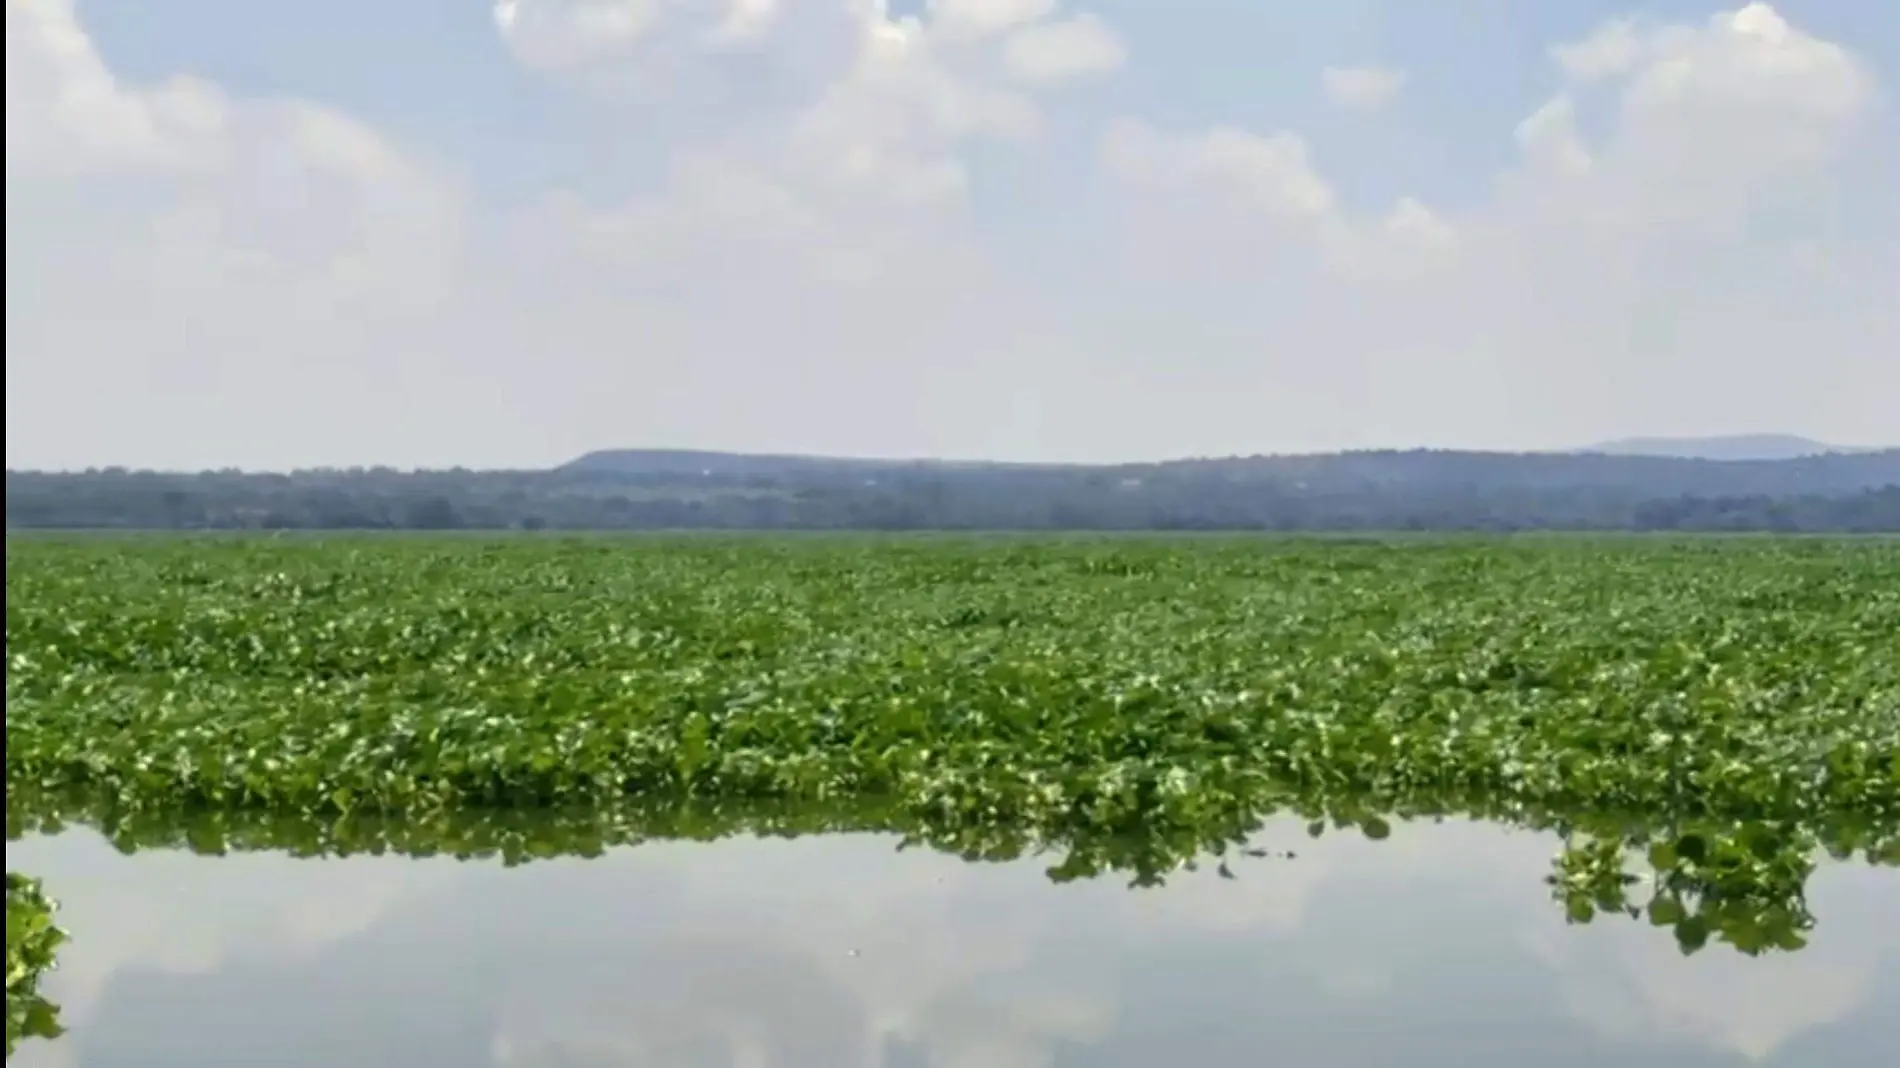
9,449,1899,532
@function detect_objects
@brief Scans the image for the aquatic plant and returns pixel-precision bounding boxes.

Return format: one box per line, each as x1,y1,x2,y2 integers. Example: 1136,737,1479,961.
8,536,1896,831
5,873,66,1058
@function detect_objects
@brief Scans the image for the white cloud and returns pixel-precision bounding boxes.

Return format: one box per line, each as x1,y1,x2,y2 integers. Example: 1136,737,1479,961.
1552,17,1650,81
1513,94,1594,177
1101,119,1336,221
1321,64,1407,110
5,0,227,175
1093,2,1895,450
708,0,782,45
492,0,668,70
1099,117,1457,292
7,0,483,470
4,1,1896,470
1002,13,1128,84
928,0,1061,40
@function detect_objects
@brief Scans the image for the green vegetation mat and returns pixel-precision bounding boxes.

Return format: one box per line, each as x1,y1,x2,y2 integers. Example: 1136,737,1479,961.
9,536,1898,823
6,535,1899,1050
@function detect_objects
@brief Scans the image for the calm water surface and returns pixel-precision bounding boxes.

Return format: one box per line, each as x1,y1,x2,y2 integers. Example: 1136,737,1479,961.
8,817,1898,1067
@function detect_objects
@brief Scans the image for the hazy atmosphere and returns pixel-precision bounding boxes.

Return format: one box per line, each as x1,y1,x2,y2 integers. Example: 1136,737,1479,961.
7,0,1899,471
7,8,1899,1063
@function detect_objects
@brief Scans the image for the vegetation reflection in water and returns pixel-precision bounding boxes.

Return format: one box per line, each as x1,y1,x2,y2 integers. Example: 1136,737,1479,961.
7,790,1898,1059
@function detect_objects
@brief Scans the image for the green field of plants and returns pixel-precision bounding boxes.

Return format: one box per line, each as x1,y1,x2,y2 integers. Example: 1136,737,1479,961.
6,534,1900,1051
10,535,1899,823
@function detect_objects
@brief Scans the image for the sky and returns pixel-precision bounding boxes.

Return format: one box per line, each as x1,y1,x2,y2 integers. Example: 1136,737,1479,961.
6,0,1898,471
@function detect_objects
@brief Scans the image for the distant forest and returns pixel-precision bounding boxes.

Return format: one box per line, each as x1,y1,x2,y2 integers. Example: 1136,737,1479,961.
8,448,1900,533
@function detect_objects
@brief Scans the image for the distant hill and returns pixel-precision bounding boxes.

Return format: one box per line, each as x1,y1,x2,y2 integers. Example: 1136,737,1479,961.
1582,435,1877,462
561,448,1082,478
11,445,1900,531
563,445,1900,495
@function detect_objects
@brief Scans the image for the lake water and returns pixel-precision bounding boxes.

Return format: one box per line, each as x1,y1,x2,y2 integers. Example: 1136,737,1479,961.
7,817,1898,1067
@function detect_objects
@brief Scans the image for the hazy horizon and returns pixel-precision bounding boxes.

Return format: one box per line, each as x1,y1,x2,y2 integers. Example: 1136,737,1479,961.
9,1,1898,470
8,432,1895,477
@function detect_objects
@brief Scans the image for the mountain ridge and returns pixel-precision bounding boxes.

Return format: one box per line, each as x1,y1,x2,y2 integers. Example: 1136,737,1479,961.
13,444,1899,531
1580,434,1881,461
564,439,1899,477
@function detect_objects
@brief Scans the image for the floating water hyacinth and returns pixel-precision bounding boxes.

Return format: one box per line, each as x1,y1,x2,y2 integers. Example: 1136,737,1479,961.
5,873,66,1058
7,536,1896,828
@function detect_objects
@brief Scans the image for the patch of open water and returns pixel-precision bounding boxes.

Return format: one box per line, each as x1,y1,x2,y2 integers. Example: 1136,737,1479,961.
7,817,1897,1066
